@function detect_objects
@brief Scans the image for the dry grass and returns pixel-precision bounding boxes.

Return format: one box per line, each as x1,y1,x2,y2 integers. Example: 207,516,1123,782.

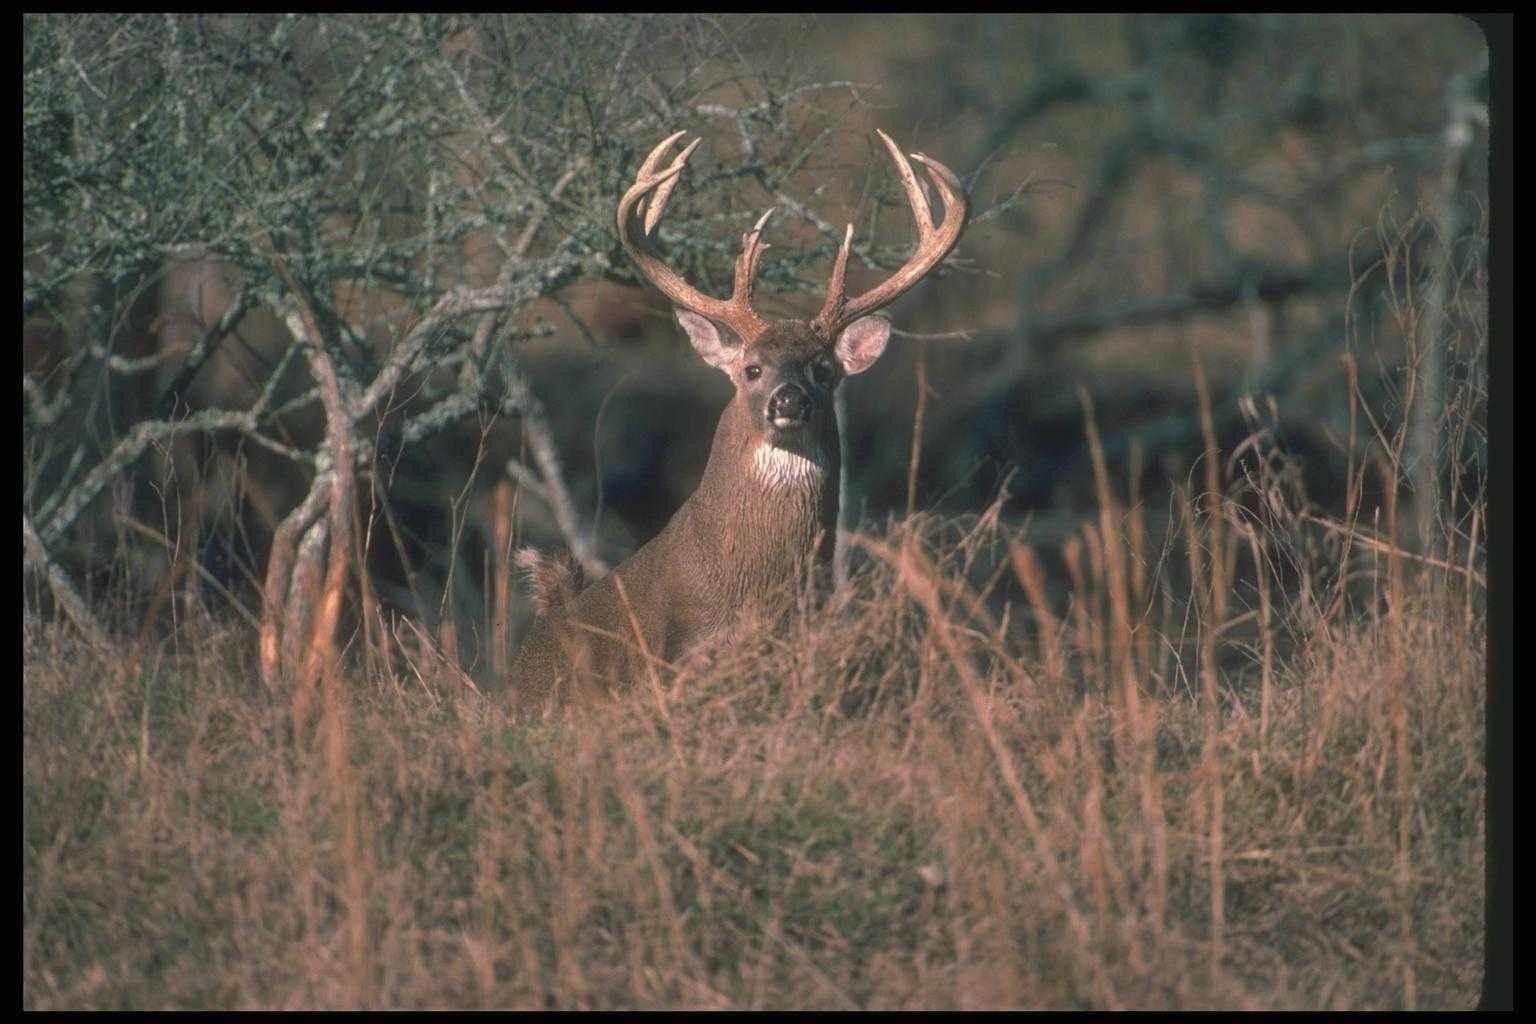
22,475,1484,1008
23,205,1487,1008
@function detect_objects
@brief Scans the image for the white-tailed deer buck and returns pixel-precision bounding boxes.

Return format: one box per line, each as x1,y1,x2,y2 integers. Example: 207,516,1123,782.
510,129,968,714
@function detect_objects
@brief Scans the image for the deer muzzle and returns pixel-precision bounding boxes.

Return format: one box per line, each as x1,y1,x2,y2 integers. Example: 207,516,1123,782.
767,383,813,429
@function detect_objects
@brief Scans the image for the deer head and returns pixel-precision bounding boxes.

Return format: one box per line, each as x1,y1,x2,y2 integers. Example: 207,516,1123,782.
615,129,969,488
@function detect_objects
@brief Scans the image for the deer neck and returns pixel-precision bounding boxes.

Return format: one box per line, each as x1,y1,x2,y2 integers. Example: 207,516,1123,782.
678,397,839,598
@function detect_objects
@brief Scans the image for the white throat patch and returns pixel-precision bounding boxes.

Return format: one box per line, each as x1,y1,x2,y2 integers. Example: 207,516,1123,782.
752,443,825,492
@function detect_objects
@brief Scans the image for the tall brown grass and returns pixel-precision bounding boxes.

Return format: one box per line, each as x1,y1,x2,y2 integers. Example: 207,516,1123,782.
22,460,1485,1008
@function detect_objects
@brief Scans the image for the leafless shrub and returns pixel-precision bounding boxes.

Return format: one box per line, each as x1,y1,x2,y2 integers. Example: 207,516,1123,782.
22,14,927,673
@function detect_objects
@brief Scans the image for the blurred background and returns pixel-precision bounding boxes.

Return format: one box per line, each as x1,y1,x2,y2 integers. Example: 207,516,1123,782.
23,15,1489,674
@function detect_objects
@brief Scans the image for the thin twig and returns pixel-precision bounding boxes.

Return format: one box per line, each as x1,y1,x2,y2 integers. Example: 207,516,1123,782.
1300,512,1484,588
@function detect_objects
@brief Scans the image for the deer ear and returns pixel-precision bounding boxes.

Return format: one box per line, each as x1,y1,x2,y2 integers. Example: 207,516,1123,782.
833,315,892,376
675,310,737,372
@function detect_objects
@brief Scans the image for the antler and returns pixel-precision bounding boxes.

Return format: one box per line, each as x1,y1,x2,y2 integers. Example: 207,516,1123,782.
812,129,970,338
616,131,775,346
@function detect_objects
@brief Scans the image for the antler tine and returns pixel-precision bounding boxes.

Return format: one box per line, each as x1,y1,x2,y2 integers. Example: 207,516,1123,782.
876,129,936,235
818,223,856,329
642,135,699,236
813,130,970,338
733,207,775,305
637,131,687,173
616,132,773,344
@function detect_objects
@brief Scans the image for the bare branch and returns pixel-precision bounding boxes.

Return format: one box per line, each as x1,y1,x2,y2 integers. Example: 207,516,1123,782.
260,467,330,689
261,242,362,692
500,360,610,579
154,283,258,416
36,407,311,549
357,241,585,420
22,514,112,652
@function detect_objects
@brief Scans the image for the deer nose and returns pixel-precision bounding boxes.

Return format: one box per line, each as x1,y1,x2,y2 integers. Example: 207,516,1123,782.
767,383,812,426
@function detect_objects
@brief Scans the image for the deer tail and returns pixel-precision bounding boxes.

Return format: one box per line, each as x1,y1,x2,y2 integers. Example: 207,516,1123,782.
516,548,585,615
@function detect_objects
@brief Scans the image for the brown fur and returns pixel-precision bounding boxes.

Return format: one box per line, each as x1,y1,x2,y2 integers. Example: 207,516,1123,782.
509,320,850,717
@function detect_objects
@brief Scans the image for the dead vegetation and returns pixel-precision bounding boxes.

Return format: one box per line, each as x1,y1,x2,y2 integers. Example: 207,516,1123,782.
23,356,1485,1008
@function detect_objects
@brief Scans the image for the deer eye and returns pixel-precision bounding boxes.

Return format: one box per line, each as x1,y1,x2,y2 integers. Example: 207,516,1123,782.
744,364,762,381
807,358,834,387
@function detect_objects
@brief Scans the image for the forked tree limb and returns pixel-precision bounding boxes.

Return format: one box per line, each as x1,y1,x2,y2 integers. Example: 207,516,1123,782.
262,245,361,696
259,463,331,689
